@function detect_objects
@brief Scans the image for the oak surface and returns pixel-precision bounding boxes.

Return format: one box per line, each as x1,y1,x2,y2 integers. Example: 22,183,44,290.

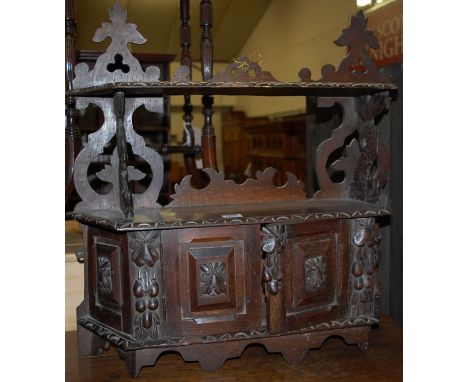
65,315,402,381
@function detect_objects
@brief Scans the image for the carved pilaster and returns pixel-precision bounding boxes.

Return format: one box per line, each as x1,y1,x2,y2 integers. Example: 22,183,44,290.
261,225,286,295
129,230,162,339
262,224,286,334
348,218,381,317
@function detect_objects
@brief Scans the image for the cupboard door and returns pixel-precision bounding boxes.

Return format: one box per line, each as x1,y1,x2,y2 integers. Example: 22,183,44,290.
264,220,348,332
162,225,262,337
284,220,348,330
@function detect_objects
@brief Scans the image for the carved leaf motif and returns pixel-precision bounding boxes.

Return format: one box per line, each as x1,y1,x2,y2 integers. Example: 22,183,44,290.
199,262,227,296
129,231,160,267
305,256,327,291
97,256,112,293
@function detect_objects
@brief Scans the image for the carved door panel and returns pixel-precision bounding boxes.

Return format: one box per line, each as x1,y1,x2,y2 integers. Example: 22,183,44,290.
161,225,262,337
282,220,348,331
87,227,131,333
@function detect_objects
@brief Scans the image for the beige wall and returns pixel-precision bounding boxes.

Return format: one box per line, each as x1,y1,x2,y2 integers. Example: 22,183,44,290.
234,0,359,117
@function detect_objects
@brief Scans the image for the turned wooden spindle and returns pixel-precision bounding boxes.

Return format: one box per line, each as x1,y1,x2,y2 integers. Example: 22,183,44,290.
180,0,192,72
180,0,204,186
65,0,81,202
199,0,217,169
201,94,217,170
199,0,213,81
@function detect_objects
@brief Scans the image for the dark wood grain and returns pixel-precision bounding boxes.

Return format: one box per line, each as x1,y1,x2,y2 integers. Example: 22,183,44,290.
66,315,401,381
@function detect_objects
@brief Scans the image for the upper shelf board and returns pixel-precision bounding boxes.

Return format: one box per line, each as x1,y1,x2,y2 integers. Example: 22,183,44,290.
66,80,396,98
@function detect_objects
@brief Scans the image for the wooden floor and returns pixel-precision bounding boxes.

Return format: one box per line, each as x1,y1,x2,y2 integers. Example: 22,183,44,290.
65,315,402,381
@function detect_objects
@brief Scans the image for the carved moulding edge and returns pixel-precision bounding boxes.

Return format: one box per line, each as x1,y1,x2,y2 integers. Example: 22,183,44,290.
77,314,378,351
74,208,391,231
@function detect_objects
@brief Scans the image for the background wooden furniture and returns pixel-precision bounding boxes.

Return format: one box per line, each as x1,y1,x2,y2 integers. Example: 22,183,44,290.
67,2,397,377
243,116,307,186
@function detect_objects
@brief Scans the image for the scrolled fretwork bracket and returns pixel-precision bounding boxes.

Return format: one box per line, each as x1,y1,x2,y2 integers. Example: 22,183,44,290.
313,93,391,205
261,224,286,296
348,218,381,317
72,1,164,214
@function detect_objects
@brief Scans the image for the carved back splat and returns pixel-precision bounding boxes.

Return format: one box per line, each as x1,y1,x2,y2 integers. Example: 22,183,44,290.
72,1,164,213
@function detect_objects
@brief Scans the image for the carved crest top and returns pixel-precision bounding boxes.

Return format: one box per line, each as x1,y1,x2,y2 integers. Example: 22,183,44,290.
318,11,390,83
72,1,160,89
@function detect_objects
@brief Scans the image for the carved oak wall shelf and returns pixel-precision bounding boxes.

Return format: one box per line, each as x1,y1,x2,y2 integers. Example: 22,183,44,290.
71,1,396,377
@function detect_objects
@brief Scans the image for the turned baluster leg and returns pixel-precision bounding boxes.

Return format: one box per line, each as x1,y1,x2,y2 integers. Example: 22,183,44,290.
200,0,218,170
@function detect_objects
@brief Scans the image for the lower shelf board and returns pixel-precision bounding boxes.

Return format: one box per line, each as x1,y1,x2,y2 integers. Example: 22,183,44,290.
77,314,379,351
67,315,402,381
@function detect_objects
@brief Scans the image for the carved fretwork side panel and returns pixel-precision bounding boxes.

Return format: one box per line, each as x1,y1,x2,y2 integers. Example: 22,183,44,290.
281,221,349,331
161,226,262,337
314,94,390,205
348,218,381,317
72,1,164,213
128,230,162,339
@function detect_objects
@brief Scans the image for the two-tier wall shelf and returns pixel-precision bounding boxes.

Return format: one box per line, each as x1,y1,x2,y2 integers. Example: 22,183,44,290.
67,1,397,377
